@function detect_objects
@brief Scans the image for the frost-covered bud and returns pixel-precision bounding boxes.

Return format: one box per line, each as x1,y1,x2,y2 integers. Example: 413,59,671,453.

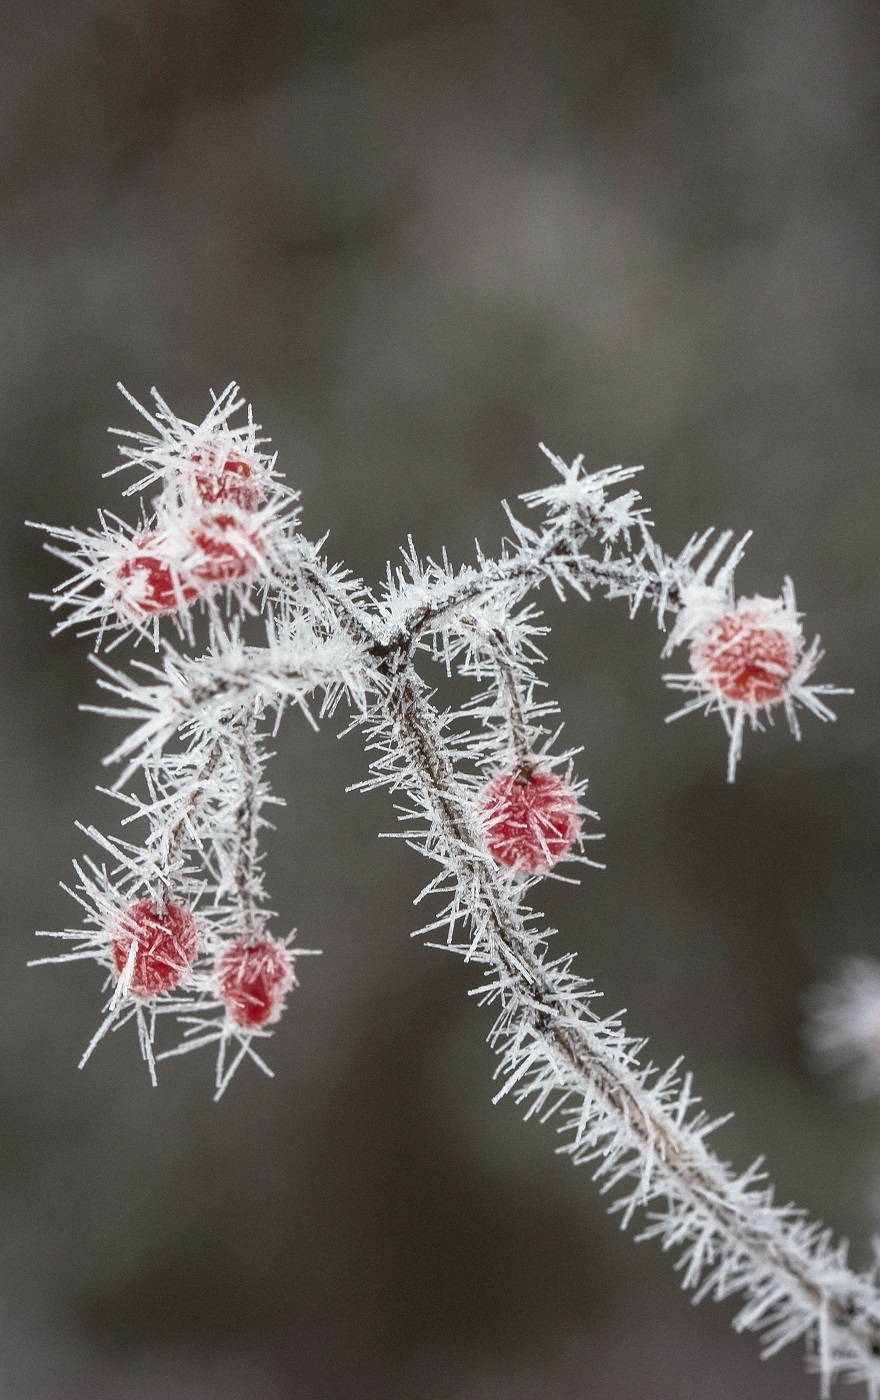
476,767,581,874
190,447,266,512
110,899,200,999
113,532,199,618
216,936,294,1029
688,598,801,708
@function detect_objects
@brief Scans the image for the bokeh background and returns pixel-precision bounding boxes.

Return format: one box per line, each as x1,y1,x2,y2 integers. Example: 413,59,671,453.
2,1,880,1395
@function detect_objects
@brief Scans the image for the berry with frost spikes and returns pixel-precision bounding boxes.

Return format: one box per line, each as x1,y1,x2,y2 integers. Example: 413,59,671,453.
805,958,880,1099
113,531,200,618
156,937,320,1098
187,512,267,586
689,595,801,706
109,382,293,515
476,766,582,874
31,853,208,1081
190,446,266,511
215,935,294,1029
110,899,200,998
663,578,848,781
31,515,190,646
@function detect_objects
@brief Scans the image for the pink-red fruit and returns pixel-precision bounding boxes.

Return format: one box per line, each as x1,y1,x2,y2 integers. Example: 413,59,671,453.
690,607,798,706
189,513,265,585
110,899,200,998
477,768,581,874
216,936,294,1029
191,449,266,511
113,533,198,617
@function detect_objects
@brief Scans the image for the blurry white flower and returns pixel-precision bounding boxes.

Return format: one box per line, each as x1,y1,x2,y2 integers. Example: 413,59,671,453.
806,958,880,1097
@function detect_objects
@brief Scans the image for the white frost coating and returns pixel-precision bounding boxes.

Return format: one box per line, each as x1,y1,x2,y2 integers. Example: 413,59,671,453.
33,387,871,1391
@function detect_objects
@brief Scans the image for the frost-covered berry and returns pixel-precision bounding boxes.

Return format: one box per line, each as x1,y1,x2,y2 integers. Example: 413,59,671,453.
690,603,799,707
216,936,294,1029
110,899,200,998
662,584,847,781
476,768,581,874
190,514,266,585
113,532,198,617
191,448,266,511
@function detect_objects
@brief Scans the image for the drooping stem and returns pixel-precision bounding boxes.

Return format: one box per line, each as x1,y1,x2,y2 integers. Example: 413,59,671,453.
152,740,224,912
379,673,880,1396
490,645,534,774
229,718,263,939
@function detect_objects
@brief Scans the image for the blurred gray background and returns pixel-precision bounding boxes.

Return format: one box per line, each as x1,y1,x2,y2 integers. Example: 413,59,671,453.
2,0,880,1395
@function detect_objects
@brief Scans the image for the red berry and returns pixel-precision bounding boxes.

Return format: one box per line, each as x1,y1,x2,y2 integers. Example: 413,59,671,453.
191,448,265,511
113,533,198,617
190,514,265,584
691,608,797,706
477,768,581,874
216,936,294,1029
110,899,200,998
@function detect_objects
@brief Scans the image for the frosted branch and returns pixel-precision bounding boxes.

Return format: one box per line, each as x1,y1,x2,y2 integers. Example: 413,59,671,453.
32,385,861,1388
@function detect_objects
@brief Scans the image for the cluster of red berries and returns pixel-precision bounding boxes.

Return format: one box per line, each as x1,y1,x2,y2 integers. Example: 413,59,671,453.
689,603,799,707
109,900,293,1029
476,766,581,874
111,448,268,620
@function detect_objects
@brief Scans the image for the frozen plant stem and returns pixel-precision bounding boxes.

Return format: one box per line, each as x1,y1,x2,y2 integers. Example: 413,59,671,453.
34,388,865,1393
